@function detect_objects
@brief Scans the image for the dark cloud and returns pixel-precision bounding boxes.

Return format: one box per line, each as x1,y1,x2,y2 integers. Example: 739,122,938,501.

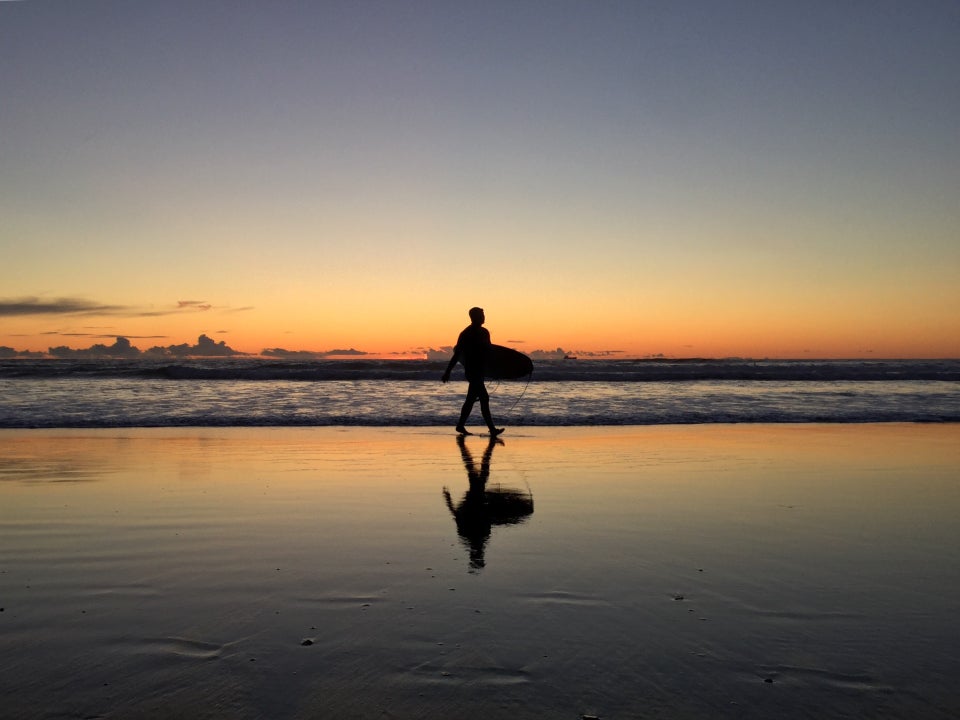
135,308,191,317
422,347,454,361
528,348,623,360
49,337,141,359
45,335,245,359
44,331,167,340
422,346,622,362
116,301,246,318
148,334,244,358
0,297,127,316
0,296,241,319
105,334,167,340
178,301,212,311
0,346,45,359
326,348,367,356
0,297,253,326
262,348,324,359
577,350,624,358
262,347,369,359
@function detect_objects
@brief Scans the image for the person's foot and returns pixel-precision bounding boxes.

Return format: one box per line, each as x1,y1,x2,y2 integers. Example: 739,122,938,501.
456,426,472,435
489,427,505,437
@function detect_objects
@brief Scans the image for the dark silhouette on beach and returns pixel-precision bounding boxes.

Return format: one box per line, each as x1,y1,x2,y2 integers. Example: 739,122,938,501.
441,307,504,436
443,435,534,572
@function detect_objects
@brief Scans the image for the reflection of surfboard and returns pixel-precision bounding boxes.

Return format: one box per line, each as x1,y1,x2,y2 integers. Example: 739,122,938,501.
484,484,534,524
486,345,533,380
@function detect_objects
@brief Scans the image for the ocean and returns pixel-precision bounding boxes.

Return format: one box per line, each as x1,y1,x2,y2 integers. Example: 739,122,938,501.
2,358,958,428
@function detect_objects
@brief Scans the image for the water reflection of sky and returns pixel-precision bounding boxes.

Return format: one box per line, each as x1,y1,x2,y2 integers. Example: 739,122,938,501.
1,426,958,718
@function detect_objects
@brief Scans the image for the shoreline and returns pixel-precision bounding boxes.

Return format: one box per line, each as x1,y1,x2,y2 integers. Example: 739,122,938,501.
2,419,959,432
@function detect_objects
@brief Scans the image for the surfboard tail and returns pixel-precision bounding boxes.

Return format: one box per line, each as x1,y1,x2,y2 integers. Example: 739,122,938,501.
486,345,533,380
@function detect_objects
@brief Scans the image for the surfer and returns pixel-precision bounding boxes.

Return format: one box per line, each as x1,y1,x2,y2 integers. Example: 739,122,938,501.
441,307,504,436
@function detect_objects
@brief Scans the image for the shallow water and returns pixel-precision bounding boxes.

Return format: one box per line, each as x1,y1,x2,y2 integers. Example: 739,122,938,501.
1,425,958,719
3,376,959,427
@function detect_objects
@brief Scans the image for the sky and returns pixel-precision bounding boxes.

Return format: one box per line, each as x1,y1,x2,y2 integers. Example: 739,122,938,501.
2,0,958,359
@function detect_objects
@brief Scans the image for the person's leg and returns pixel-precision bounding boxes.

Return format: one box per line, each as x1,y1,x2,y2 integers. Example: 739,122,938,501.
477,383,493,428
457,385,479,432
477,383,503,435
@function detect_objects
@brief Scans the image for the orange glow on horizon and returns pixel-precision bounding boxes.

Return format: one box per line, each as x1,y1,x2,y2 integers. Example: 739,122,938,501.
4,317,959,360
2,274,958,360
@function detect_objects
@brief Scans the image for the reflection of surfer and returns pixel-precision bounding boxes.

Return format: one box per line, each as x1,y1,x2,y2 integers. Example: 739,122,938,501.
443,435,533,572
441,307,504,436
444,435,499,570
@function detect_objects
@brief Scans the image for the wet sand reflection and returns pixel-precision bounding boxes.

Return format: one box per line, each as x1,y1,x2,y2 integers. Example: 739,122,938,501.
443,435,534,572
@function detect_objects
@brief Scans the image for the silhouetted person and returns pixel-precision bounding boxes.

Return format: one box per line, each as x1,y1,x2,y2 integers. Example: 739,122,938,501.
443,435,533,572
441,306,504,436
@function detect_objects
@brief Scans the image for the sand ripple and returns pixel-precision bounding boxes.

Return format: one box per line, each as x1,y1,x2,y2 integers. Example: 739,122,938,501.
121,636,226,661
756,665,895,693
519,590,609,607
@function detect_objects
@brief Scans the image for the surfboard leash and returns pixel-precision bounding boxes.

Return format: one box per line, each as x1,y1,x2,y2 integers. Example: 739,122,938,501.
500,368,533,422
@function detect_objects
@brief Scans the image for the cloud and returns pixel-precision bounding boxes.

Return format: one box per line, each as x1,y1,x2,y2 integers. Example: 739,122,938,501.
527,348,624,360
261,348,318,359
136,303,212,317
48,336,142,359
0,297,127,316
262,347,369,359
421,347,454,361
45,334,245,359
42,330,168,340
0,296,231,319
150,334,244,358
0,346,45,359
326,348,368,356
178,300,213,311
420,345,623,362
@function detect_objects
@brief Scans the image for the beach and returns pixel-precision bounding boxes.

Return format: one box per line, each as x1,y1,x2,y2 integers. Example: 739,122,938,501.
1,424,958,719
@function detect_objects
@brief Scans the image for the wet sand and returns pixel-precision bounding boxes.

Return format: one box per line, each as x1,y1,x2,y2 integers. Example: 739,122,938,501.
1,424,958,719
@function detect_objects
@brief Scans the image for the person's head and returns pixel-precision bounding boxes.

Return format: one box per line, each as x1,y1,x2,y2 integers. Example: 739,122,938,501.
468,307,485,325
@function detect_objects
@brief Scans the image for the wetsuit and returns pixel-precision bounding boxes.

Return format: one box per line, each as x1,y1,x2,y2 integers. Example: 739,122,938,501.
450,323,495,431
454,323,490,382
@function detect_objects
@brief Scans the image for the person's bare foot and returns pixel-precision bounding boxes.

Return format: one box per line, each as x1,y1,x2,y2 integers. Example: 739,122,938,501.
456,426,472,435
489,428,505,437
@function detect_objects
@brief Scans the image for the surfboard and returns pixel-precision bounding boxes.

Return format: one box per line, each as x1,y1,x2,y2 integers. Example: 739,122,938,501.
485,345,533,380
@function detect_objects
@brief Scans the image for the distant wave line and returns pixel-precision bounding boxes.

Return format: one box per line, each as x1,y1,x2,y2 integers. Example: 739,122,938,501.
1,358,959,382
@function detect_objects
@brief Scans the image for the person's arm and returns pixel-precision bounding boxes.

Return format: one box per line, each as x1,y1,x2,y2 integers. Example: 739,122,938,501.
481,327,492,349
441,344,461,382
442,487,457,515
